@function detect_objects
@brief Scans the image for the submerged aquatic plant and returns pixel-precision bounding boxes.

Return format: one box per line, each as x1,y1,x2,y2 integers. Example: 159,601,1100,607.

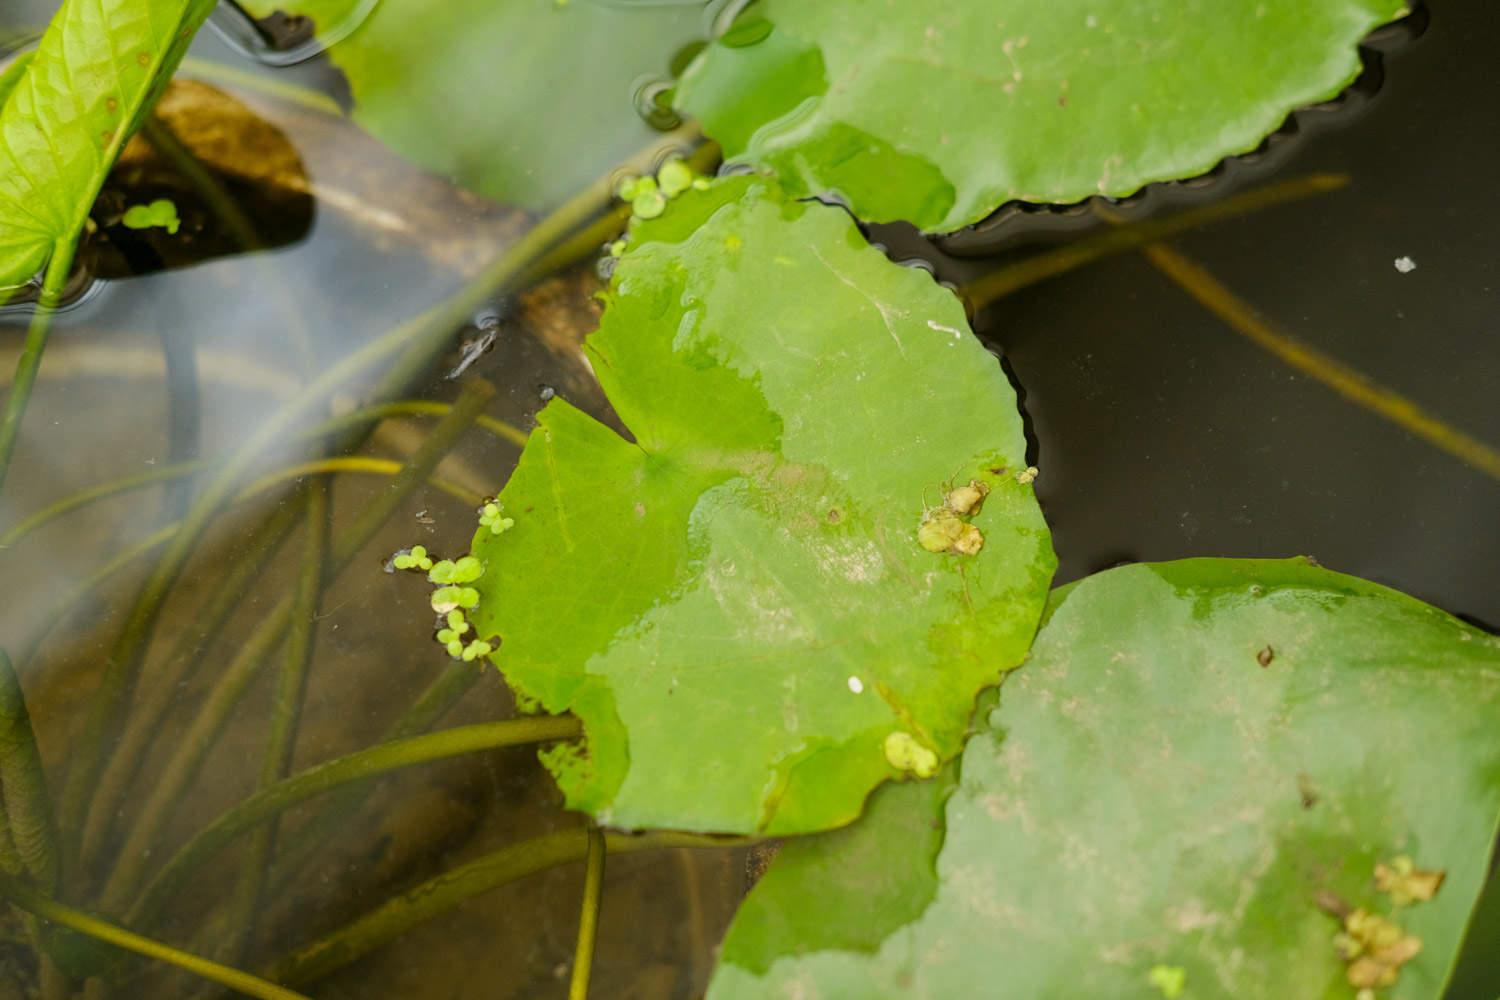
0,1,1495,999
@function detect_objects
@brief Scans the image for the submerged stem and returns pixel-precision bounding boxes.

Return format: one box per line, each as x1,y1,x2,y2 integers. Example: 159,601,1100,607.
0,399,524,552
223,481,329,964
265,829,743,987
85,501,302,869
0,237,78,496
59,118,632,853
96,381,497,909
959,173,1350,311
19,454,482,678
568,826,606,1000
265,657,480,894
0,874,308,1000
129,716,583,930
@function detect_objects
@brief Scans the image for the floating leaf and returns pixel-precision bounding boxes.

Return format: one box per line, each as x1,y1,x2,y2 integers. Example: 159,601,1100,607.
675,0,1408,231
466,175,1054,834
121,198,180,235
711,558,1500,997
240,0,709,209
0,0,216,296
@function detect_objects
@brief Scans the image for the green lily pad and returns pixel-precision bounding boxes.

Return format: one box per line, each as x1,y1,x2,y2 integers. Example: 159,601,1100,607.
465,175,1054,834
711,558,1500,997
240,0,709,210
0,0,216,297
675,0,1408,231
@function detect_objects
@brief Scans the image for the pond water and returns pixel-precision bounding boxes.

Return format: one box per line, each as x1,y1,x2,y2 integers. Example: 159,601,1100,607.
0,0,1495,997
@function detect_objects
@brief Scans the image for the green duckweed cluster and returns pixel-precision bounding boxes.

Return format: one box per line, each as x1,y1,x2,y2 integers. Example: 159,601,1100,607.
393,503,515,661
609,157,713,257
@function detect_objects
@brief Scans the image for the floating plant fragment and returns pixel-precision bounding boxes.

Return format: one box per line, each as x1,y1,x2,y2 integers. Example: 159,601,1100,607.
121,199,181,235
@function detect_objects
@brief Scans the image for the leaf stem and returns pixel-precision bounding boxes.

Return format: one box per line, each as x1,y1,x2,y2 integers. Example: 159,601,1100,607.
84,500,303,870
0,237,77,495
265,829,745,987
93,380,498,907
568,825,606,1000
58,119,634,852
0,400,523,551
265,657,480,894
0,874,308,1000
959,173,1349,311
128,716,584,930
223,480,329,964
14,452,475,676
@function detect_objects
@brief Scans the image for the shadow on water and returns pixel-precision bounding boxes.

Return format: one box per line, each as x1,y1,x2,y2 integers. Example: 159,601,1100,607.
0,0,1496,997
877,0,1499,631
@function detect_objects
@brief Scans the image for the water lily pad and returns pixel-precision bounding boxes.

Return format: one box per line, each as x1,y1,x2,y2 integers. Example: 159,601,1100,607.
675,0,1409,231
711,558,1500,996
466,175,1054,834
0,0,216,296
240,0,710,210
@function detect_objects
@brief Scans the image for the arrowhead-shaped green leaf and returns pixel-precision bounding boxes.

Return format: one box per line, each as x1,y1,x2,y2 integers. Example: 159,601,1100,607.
712,558,1500,997
676,0,1409,231
465,175,1055,835
0,0,217,297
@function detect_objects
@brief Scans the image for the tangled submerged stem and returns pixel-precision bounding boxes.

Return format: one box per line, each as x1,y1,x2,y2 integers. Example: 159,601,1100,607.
129,716,584,931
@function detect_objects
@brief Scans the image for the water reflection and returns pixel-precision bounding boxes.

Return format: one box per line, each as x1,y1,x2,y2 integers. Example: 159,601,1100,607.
0,32,741,997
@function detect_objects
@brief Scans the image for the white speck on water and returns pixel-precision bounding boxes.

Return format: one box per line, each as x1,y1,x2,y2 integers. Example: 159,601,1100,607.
848,676,864,694
1394,256,1417,274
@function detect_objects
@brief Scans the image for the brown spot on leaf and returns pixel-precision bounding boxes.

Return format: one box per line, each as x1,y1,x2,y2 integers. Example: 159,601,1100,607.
100,129,115,146
944,479,989,516
105,96,119,114
827,508,843,524
1297,772,1318,809
1375,856,1445,906
1257,646,1274,668
1333,909,1423,991
137,52,152,67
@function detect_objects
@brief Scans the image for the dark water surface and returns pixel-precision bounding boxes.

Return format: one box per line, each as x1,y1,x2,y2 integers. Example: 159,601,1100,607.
953,1,1499,628
0,1,1496,998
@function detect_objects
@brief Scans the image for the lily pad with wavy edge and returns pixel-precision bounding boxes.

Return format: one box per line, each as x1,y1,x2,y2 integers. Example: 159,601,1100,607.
0,0,216,297
675,0,1408,231
465,175,1054,835
710,558,1500,997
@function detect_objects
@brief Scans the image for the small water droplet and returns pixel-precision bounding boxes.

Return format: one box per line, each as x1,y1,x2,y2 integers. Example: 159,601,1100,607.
539,385,556,401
